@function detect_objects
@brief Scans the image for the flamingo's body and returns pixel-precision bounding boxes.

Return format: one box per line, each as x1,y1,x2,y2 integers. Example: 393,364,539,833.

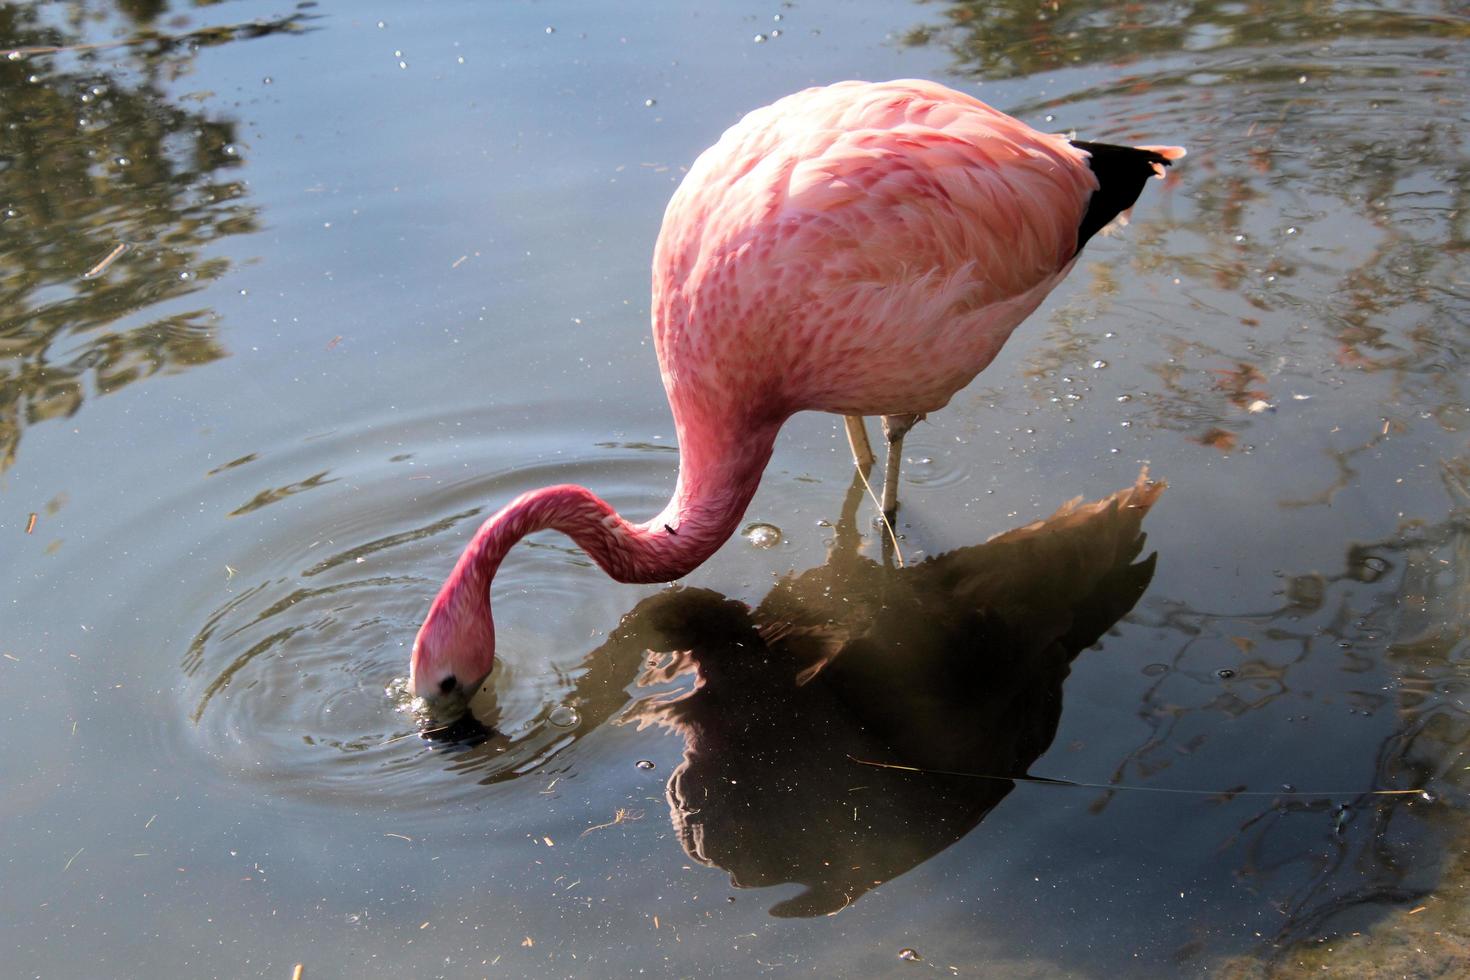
410,79,1182,714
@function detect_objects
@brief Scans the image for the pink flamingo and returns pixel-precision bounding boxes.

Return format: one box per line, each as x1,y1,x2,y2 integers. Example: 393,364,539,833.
411,79,1182,715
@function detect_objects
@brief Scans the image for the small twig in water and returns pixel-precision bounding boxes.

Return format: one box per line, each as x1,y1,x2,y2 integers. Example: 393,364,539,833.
81,243,129,280
852,463,904,567
825,891,855,917
581,807,645,838
846,755,1423,799
382,726,450,745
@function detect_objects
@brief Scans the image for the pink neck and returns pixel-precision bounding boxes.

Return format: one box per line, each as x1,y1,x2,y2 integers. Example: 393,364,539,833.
433,414,784,623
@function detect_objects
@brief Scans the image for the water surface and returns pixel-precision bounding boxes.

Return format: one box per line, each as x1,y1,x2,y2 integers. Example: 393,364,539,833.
2,1,1467,977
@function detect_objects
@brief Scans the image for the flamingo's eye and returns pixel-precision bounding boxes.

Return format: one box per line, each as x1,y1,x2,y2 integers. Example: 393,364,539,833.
439,675,458,695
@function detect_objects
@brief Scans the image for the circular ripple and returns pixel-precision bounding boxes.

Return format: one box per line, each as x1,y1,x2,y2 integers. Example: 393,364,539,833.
898,427,973,491
175,419,670,817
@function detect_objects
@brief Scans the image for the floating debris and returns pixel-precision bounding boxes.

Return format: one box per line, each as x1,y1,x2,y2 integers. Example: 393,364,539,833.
581,807,645,837
81,242,127,280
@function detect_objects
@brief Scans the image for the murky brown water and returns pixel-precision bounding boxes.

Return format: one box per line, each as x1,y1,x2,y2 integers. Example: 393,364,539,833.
2,1,1467,977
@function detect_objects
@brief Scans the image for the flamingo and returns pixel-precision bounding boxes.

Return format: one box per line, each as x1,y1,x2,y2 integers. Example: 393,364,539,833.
410,78,1183,717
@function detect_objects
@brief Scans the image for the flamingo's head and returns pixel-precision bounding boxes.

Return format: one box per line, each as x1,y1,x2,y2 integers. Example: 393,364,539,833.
409,591,495,721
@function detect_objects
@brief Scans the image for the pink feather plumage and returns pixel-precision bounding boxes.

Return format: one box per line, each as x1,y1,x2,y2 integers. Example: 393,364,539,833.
409,79,1182,714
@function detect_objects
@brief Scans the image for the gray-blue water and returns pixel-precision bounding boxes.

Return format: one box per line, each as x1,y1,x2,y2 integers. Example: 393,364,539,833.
2,2,1467,976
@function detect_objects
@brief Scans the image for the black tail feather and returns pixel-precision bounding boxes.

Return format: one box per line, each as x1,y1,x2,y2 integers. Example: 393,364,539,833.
1069,140,1174,253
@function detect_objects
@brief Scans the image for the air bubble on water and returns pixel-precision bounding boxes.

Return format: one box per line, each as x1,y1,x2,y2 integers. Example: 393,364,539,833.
1217,668,1235,679
744,522,781,548
1103,330,1116,338
178,270,193,281
1116,394,1132,403
114,156,130,167
1420,790,1437,803
1120,420,1133,428
753,33,767,43
1045,114,1055,122
898,948,923,963
635,759,656,770
773,13,783,20
223,143,240,157
1234,234,1246,242
548,704,580,729
262,76,273,85
1286,226,1297,235
644,98,657,107
545,26,556,34
376,20,386,29
1092,359,1108,369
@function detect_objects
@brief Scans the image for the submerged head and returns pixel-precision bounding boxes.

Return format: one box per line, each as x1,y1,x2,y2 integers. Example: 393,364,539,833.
409,593,495,721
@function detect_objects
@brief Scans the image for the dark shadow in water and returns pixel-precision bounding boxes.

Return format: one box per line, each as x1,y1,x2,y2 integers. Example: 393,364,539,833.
446,471,1163,912
0,1,316,471
620,471,1160,916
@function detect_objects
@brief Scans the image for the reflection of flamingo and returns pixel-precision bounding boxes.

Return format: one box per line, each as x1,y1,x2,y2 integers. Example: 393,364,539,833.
621,470,1163,915
412,79,1182,713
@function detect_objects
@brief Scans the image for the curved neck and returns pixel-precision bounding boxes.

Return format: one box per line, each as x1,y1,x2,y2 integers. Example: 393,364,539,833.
439,414,784,620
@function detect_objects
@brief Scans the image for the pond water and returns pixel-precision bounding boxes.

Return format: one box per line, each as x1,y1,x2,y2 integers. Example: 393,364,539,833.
3,1,1468,977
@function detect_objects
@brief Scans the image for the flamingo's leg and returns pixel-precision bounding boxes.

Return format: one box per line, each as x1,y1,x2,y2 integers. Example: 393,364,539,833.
844,415,875,475
880,413,924,519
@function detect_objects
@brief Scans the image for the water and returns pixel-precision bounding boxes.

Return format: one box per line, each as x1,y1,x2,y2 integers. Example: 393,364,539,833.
2,1,1467,977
